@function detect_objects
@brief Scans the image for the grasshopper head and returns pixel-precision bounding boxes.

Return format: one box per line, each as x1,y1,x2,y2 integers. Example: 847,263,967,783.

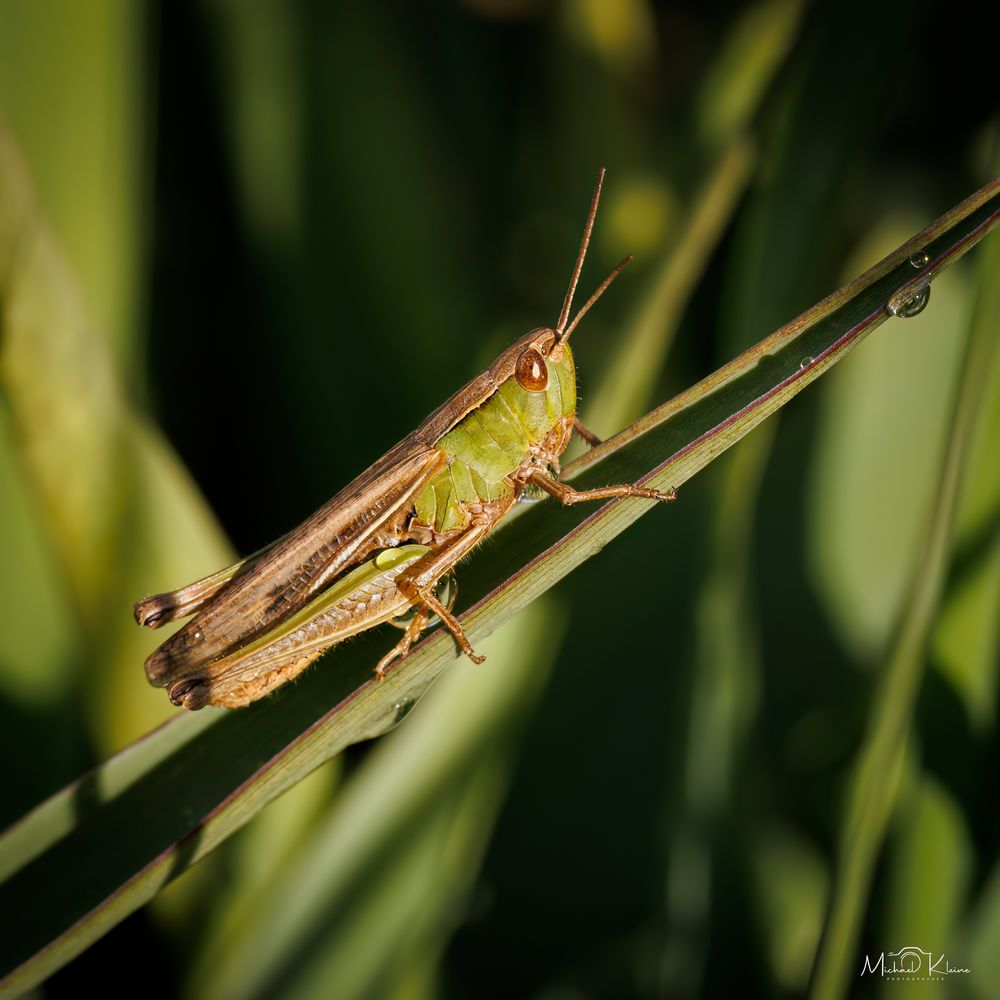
494,327,576,428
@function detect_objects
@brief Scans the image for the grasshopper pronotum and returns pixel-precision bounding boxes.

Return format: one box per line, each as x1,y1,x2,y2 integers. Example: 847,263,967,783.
135,170,675,709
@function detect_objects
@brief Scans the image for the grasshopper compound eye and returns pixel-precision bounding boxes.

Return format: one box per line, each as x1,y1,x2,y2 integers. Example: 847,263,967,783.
515,347,549,392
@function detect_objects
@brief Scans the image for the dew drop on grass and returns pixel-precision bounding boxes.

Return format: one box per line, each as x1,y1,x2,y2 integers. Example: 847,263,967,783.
393,699,415,722
909,250,930,268
888,283,931,318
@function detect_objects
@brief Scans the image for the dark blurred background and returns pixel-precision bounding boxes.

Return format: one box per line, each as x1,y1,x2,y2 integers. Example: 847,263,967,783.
1,0,999,997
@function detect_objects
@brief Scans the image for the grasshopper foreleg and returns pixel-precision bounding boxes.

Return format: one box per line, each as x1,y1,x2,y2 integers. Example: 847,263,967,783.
527,470,676,505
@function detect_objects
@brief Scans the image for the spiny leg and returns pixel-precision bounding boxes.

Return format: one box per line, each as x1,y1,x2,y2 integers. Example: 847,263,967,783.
572,416,603,448
527,470,676,505
420,588,485,665
375,605,429,679
394,514,494,666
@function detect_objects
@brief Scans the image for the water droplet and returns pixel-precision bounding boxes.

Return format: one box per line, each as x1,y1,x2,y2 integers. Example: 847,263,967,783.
517,482,547,504
393,699,415,723
888,283,931,319
799,356,814,369
908,250,930,268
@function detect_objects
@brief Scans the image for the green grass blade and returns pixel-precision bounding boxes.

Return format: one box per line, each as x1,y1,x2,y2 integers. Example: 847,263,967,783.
190,604,564,1000
0,1,145,370
0,176,997,995
809,188,1000,1000
585,136,754,434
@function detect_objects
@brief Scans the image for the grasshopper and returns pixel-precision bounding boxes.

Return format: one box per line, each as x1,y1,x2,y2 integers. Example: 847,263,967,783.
135,170,675,709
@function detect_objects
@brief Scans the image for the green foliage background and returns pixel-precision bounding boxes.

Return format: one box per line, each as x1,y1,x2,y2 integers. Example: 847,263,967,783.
0,1,998,997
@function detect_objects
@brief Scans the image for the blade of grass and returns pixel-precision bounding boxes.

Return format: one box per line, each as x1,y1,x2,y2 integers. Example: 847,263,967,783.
658,16,921,987
0,176,997,995
586,0,805,433
695,0,805,146
585,135,754,433
0,1,145,370
809,189,1000,1000
190,604,564,1000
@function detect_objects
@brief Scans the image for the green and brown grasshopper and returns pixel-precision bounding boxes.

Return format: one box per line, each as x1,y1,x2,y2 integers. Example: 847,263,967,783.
135,171,675,709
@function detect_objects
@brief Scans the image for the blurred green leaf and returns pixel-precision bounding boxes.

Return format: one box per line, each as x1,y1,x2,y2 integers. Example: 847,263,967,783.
885,769,971,982
751,824,829,992
0,415,75,705
811,184,1000,1000
696,0,805,145
808,220,970,660
585,135,754,434
964,854,1000,997
0,119,232,752
0,0,145,369
932,229,1000,729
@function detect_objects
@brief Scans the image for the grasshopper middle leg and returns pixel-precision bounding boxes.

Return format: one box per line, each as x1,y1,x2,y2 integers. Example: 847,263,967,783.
572,416,603,448
375,606,429,679
374,513,496,677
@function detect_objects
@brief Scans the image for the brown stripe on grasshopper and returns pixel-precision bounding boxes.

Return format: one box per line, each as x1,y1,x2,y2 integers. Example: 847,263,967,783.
136,169,676,709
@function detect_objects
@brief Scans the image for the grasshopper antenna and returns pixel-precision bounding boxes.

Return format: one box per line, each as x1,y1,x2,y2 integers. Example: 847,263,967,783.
555,169,634,344
556,168,605,338
559,254,634,343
